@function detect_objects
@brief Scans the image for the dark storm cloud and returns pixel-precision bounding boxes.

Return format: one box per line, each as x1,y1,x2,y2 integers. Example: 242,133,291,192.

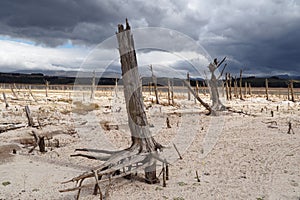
0,0,299,75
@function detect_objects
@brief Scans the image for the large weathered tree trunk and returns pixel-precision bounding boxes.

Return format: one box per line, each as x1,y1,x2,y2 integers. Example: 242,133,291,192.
116,19,162,183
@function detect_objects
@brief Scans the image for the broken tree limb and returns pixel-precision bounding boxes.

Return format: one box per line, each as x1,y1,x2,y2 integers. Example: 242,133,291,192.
183,80,212,115
11,84,19,99
0,123,26,133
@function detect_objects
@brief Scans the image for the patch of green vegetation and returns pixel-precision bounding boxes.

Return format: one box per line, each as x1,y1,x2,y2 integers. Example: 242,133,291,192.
173,197,185,200
155,187,163,191
2,181,11,186
177,182,187,186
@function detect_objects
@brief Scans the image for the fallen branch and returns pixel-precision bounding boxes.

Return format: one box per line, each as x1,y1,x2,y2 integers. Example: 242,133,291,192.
183,80,212,115
227,108,257,117
0,123,26,133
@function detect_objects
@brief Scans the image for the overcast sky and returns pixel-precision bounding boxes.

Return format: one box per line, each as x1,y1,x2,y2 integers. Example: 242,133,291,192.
0,0,299,77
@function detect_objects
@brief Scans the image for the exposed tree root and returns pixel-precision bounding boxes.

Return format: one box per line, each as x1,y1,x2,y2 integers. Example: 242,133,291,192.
61,146,167,199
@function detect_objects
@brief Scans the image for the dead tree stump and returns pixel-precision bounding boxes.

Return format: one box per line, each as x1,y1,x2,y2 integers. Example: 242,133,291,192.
25,105,34,127
150,65,159,104
91,71,96,100
239,69,243,100
187,72,191,101
290,81,295,102
45,80,49,98
265,78,269,100
234,76,238,98
228,73,232,100
225,72,229,100
117,19,162,183
2,92,9,108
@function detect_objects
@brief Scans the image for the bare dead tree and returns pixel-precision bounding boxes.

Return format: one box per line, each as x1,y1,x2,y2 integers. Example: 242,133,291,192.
239,69,243,100
45,80,49,98
249,83,252,96
207,57,227,111
149,65,159,104
61,20,166,198
228,73,232,100
187,72,191,100
90,70,96,100
290,80,295,102
167,79,171,105
265,78,269,100
225,72,229,100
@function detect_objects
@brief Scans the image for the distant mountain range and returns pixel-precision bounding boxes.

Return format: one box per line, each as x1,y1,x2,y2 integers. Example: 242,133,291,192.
13,69,121,78
0,70,298,87
13,69,300,80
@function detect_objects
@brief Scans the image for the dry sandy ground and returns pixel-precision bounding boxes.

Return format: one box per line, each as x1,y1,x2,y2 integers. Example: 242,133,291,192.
0,89,299,200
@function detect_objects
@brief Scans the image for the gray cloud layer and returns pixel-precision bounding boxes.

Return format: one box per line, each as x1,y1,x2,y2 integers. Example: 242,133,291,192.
0,0,299,76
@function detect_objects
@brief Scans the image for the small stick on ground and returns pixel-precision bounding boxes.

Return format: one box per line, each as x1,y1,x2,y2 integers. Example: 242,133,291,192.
287,121,295,134
196,171,200,182
162,161,166,187
173,143,183,160
165,159,169,180
166,117,171,128
93,170,103,200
